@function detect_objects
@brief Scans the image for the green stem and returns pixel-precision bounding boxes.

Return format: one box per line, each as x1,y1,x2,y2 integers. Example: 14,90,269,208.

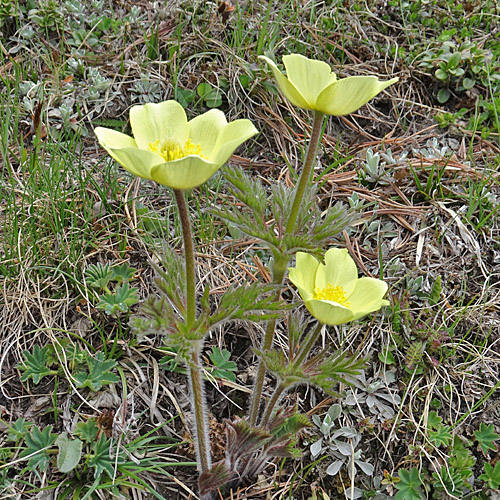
261,381,287,428
292,322,323,368
248,111,326,426
248,258,287,426
174,189,196,327
189,348,212,473
285,110,325,234
173,189,211,474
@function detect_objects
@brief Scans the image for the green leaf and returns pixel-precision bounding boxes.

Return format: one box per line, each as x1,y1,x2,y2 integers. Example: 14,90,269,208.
427,411,443,429
197,83,222,108
56,432,83,473
428,276,442,306
394,468,424,500
20,425,57,471
110,263,137,283
378,348,395,365
177,88,196,108
96,282,140,315
5,418,32,442
447,52,461,69
428,425,452,447
435,68,449,81
18,345,55,384
74,419,99,443
73,352,120,391
462,77,475,89
479,462,500,489
437,88,451,103
475,423,499,455
209,348,237,382
88,434,115,479
85,263,113,290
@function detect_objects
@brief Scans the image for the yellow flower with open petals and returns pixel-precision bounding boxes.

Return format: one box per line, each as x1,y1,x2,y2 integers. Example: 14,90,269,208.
288,248,389,325
95,100,257,190
259,54,398,116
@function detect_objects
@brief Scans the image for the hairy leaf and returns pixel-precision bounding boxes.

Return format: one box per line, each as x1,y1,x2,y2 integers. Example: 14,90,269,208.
20,425,57,471
56,432,83,473
198,460,232,496
73,352,120,391
18,345,55,385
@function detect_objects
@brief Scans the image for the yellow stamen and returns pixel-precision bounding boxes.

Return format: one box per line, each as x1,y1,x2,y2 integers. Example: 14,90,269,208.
148,138,206,162
313,283,350,305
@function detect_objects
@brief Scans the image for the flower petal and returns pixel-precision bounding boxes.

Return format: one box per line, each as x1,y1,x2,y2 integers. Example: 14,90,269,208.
258,56,312,109
288,252,320,302
282,54,337,108
150,156,221,190
316,76,398,116
188,109,227,159
130,101,189,150
346,277,389,320
103,146,163,179
305,299,354,326
95,127,137,149
315,248,358,295
210,119,258,166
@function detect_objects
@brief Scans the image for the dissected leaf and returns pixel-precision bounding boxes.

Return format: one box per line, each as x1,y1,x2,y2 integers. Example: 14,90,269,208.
88,434,115,479
96,282,140,315
198,460,232,496
74,419,99,442
20,425,57,471
394,468,424,500
428,425,452,447
427,411,443,429
18,345,55,385
73,352,120,391
5,418,32,442
479,462,500,489
110,263,137,283
475,423,499,455
209,348,237,382
85,263,113,289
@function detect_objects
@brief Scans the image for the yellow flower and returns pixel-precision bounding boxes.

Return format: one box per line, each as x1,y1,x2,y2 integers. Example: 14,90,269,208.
95,100,257,190
288,248,389,325
259,54,398,116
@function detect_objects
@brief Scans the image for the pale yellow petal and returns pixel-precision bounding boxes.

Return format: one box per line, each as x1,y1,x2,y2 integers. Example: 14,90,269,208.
347,277,389,320
188,109,227,159
103,146,163,179
150,156,220,190
316,76,398,116
95,127,137,149
305,299,354,326
210,119,258,166
283,54,337,108
258,56,312,109
315,248,358,295
288,252,320,302
130,101,189,150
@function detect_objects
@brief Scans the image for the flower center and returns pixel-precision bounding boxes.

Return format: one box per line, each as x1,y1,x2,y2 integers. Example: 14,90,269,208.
148,138,205,162
313,283,350,305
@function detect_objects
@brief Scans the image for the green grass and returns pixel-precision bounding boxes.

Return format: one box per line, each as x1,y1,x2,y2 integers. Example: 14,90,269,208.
0,0,499,499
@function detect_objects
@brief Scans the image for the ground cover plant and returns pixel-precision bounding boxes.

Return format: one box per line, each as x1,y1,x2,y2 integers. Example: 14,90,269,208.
0,0,499,499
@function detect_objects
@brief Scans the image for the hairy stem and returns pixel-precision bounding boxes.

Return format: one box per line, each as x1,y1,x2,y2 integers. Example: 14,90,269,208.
292,322,323,368
173,189,211,474
174,189,196,327
248,111,326,426
261,382,287,428
248,257,288,425
285,110,325,234
189,348,212,473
